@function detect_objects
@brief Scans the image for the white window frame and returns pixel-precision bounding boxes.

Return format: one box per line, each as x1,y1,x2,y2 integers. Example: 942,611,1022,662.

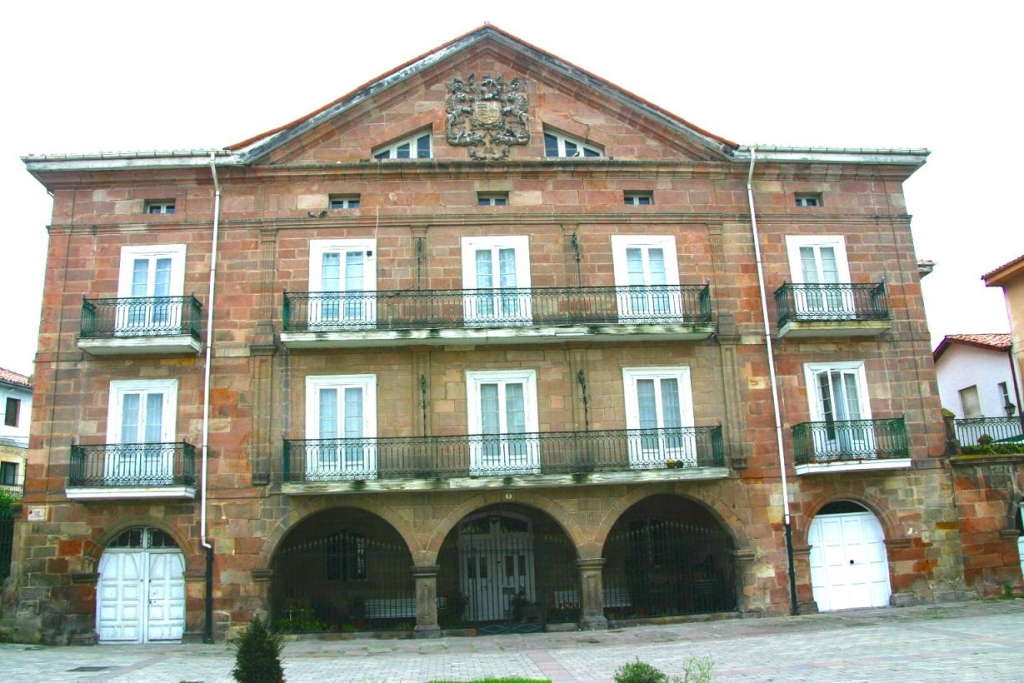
116,245,187,335
795,193,822,207
106,379,178,483
466,370,539,475
622,367,696,468
308,239,377,328
305,374,377,479
477,192,509,206
543,130,603,158
461,236,532,326
373,131,432,160
611,234,681,322
145,200,176,215
785,235,854,317
624,192,653,206
803,361,874,459
329,195,361,209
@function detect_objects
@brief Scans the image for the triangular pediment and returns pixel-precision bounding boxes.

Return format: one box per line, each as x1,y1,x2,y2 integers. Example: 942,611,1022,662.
231,25,737,166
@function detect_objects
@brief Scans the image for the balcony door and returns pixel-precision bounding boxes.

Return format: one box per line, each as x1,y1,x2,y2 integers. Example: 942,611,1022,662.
106,380,177,484
623,367,695,467
461,236,531,326
806,364,873,458
309,240,376,329
116,245,186,335
467,370,539,475
306,375,376,479
611,235,681,322
786,236,854,317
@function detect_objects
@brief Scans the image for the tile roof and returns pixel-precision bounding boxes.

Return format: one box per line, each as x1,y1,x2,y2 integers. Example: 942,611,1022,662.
0,367,31,388
933,333,1013,362
982,254,1024,286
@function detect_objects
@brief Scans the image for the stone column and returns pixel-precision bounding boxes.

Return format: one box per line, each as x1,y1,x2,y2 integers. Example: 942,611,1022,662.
790,545,818,614
412,564,441,638
576,557,608,630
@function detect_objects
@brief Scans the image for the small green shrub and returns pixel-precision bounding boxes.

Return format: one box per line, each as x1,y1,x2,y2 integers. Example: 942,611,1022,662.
962,443,1024,456
614,657,714,683
230,616,285,683
614,659,668,683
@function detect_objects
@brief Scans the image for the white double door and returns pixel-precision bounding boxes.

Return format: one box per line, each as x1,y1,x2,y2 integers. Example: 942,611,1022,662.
96,549,185,642
459,520,535,621
808,511,891,611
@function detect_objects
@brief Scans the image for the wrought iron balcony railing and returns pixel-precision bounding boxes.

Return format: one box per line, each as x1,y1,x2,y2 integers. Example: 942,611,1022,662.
792,417,907,465
284,425,725,482
952,416,1024,448
69,441,197,488
0,483,23,501
282,285,712,333
774,282,889,327
80,295,203,340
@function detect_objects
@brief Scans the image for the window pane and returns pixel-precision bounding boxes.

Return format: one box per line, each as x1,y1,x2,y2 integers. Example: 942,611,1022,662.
344,387,363,439
121,393,140,443
841,372,861,420
322,253,341,291
475,250,493,288
416,135,431,158
144,393,163,443
344,252,364,292
319,388,338,439
583,148,600,157
637,380,658,430
153,258,172,297
564,141,578,157
480,384,499,435
800,247,819,283
498,248,517,288
660,379,682,429
396,143,410,159
819,247,840,284
132,259,149,297
544,133,558,157
505,383,526,434
626,248,645,286
647,249,666,285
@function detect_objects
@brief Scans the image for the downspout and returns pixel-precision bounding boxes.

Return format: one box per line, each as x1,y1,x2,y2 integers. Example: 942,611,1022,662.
201,152,222,643
745,148,799,616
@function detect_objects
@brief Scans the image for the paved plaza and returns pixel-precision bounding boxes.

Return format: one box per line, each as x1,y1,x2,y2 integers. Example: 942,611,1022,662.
2,600,1022,682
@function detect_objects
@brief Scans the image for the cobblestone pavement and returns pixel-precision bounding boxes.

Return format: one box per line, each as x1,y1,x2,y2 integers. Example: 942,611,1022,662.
2,600,1022,682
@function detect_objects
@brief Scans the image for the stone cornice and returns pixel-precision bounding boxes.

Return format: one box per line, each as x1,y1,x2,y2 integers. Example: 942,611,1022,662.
46,211,913,236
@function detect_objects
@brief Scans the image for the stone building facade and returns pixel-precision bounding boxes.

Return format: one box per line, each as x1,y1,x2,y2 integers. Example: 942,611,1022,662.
3,26,971,644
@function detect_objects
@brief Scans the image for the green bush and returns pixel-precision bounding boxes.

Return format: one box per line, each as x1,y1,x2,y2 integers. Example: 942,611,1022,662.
230,616,285,683
614,659,668,683
613,657,714,683
962,443,1024,456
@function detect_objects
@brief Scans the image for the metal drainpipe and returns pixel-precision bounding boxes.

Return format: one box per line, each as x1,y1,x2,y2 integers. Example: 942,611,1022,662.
746,148,799,616
201,152,222,643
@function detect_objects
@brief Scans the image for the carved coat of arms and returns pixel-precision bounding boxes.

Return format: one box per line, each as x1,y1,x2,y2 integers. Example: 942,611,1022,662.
445,74,530,160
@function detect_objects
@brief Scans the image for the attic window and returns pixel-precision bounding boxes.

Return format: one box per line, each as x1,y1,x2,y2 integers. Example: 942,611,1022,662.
543,131,603,158
373,132,432,160
330,195,361,209
146,200,176,215
477,192,508,206
624,192,653,206
795,193,822,207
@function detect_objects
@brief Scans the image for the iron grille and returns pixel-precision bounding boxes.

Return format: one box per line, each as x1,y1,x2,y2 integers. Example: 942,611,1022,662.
791,417,908,464
272,532,415,633
603,518,736,619
282,284,712,332
69,441,197,487
284,425,725,482
774,282,888,327
80,295,203,340
953,416,1024,447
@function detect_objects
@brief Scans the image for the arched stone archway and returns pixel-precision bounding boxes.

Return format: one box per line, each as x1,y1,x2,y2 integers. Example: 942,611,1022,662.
435,503,580,634
600,493,738,619
270,506,415,633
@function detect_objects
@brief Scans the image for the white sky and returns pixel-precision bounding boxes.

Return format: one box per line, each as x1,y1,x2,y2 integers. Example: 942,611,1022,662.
1,0,1021,377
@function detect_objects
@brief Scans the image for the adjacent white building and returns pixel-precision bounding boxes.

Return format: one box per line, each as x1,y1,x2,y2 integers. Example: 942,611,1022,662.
0,367,32,496
934,334,1019,419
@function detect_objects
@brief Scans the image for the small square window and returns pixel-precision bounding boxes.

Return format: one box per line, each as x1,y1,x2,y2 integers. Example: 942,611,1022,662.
329,195,361,210
795,193,822,207
4,397,20,427
145,200,176,215
624,192,653,206
478,193,509,206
